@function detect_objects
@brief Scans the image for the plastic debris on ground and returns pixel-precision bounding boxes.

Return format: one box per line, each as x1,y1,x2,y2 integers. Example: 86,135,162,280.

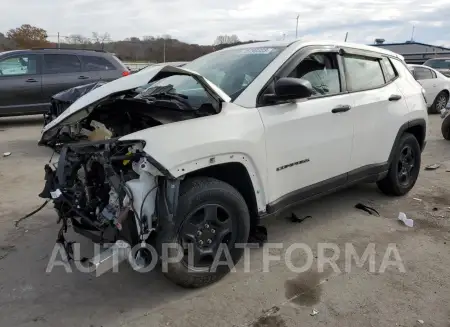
310,309,319,316
413,198,422,202
425,163,441,170
3,152,11,157
398,212,414,227
418,319,424,324
354,203,380,216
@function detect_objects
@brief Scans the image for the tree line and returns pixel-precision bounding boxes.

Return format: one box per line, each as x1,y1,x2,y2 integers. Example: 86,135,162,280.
0,24,265,62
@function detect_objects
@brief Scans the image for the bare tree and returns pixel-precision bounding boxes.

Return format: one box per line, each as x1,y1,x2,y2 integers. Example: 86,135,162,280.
65,34,90,45
214,34,240,45
92,32,111,50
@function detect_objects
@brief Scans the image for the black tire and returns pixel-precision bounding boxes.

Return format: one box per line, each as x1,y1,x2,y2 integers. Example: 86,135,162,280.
377,133,421,196
441,115,450,140
158,177,250,288
430,91,449,114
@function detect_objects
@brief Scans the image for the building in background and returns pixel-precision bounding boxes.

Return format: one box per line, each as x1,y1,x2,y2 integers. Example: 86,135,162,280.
371,39,450,64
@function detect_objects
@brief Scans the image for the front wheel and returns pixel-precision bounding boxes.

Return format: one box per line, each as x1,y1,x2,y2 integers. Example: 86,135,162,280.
158,177,250,288
377,133,421,196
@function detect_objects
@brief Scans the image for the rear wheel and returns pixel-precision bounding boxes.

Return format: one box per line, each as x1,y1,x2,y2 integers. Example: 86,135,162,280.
377,133,421,196
158,177,250,288
430,91,448,114
442,115,450,140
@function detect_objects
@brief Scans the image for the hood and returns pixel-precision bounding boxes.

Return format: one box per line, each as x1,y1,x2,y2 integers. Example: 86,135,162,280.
42,64,231,134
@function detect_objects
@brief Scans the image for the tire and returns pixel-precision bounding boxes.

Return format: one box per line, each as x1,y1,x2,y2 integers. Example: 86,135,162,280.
377,133,421,196
158,177,250,288
430,91,449,114
441,115,450,140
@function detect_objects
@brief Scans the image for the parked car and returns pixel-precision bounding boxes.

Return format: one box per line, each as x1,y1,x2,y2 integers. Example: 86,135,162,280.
408,64,450,113
0,48,130,117
423,57,450,77
39,40,427,288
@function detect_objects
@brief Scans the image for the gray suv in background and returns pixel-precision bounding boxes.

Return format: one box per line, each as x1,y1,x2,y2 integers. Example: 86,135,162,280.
0,48,130,116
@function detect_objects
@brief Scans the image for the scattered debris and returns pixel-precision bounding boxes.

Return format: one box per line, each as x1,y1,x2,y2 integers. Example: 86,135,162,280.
417,319,424,324
3,152,11,157
432,207,438,211
413,198,422,202
288,213,312,223
310,309,319,316
446,168,450,172
355,203,380,216
425,163,441,170
398,212,414,227
248,225,268,246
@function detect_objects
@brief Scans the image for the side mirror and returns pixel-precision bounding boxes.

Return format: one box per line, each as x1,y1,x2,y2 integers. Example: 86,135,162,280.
264,77,313,104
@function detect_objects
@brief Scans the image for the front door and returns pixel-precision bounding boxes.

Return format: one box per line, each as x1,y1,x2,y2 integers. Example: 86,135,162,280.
0,53,45,115
257,50,354,207
413,66,438,105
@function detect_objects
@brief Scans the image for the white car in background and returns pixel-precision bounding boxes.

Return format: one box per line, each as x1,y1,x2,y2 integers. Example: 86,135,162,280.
408,64,450,113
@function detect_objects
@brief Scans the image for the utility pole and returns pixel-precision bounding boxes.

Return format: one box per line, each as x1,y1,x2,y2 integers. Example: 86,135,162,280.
411,25,415,41
57,32,60,48
344,32,348,42
163,38,166,62
295,14,299,39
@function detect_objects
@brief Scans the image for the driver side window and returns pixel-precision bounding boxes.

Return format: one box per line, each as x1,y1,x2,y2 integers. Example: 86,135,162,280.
0,54,38,76
286,52,341,96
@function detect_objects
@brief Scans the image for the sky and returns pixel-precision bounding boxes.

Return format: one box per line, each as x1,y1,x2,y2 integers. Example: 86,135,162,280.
2,0,450,46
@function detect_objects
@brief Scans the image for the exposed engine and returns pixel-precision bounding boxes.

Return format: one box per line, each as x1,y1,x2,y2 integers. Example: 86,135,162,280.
39,139,158,246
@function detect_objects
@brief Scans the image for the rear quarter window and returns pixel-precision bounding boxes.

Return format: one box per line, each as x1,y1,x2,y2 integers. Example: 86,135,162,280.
81,56,116,71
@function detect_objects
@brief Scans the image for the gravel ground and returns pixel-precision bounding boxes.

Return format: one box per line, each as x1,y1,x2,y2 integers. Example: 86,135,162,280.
0,114,449,327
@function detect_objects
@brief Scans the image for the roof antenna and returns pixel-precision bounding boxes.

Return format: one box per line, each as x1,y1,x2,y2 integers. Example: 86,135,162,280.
344,32,348,42
410,25,415,42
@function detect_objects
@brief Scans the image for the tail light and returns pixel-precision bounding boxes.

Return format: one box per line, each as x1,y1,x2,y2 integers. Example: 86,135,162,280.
122,71,130,77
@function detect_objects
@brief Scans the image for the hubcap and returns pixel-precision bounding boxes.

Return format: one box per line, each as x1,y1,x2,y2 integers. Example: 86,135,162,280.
179,204,234,267
397,145,415,186
437,95,448,110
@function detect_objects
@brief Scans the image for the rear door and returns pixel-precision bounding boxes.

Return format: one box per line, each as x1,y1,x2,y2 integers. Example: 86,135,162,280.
0,53,45,115
41,54,94,101
343,51,407,172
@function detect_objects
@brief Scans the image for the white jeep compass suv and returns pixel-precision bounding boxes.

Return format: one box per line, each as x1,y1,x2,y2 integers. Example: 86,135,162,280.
39,40,428,288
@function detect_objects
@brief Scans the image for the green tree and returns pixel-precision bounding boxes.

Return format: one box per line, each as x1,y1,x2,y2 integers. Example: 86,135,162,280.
6,24,49,48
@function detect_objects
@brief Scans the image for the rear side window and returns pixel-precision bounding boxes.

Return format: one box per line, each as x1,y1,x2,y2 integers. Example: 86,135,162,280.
413,67,434,80
81,56,116,71
43,54,81,74
424,59,450,69
343,55,385,91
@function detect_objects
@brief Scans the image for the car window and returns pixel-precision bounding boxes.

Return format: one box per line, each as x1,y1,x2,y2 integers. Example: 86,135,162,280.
43,54,81,74
381,57,398,82
413,67,434,80
81,56,116,71
344,55,385,91
424,59,450,69
0,54,38,76
287,53,341,96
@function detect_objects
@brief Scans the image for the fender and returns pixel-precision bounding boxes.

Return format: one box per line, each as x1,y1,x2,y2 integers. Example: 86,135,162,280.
119,102,269,213
388,118,427,164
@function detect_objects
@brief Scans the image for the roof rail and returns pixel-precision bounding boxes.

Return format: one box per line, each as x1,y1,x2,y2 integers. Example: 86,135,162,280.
31,47,107,52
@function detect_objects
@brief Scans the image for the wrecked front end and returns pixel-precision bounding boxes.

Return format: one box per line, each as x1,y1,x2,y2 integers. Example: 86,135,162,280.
38,138,179,272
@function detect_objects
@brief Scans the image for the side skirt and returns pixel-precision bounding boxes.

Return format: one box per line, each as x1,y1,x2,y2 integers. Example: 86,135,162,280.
262,163,388,218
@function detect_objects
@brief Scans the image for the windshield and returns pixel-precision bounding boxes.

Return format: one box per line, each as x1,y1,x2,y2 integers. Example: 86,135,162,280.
424,59,450,69
139,46,285,104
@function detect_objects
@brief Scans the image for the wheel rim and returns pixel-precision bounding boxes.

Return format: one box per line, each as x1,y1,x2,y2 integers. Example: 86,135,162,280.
437,95,448,110
397,145,415,186
179,204,234,268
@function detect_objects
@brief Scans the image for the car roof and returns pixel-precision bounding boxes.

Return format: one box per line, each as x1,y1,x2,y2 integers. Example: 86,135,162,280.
219,39,404,60
0,49,112,57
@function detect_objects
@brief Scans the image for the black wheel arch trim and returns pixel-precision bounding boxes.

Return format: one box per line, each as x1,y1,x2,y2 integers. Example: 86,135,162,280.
388,118,427,164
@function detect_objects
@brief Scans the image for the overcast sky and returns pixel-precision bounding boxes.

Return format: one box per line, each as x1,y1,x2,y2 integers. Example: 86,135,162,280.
2,0,450,46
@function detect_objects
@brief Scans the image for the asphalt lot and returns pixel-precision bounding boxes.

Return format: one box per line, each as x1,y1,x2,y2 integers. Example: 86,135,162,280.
0,114,449,327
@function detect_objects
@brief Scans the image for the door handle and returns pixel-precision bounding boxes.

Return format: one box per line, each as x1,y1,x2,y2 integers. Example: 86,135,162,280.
389,94,402,101
331,105,351,113
25,78,37,83
78,76,89,80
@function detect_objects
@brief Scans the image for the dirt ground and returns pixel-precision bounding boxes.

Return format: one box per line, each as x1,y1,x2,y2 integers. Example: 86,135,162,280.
0,115,449,327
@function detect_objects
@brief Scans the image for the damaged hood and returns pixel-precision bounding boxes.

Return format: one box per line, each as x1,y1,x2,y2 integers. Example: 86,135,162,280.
42,64,231,134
